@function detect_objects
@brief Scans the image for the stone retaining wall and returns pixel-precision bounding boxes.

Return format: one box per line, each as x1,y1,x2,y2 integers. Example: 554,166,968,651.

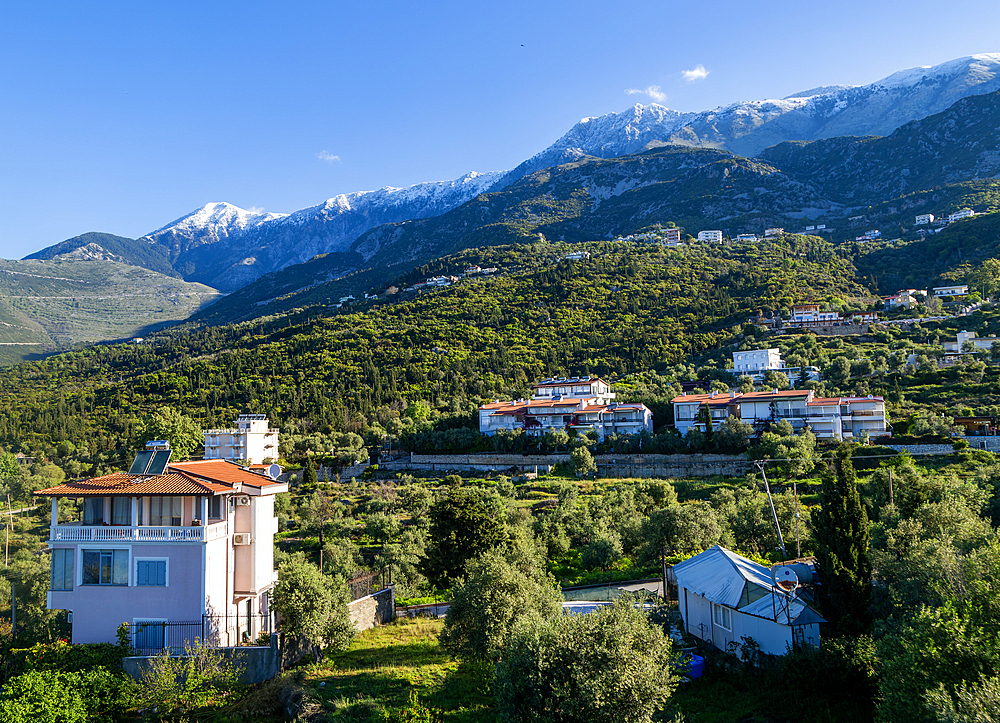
384,453,751,478
348,586,396,632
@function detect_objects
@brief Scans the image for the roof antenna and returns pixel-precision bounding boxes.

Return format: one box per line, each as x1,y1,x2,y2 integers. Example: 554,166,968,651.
756,460,787,560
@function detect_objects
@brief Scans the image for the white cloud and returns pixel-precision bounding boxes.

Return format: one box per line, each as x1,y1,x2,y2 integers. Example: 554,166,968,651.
625,85,668,103
317,151,341,163
681,64,710,82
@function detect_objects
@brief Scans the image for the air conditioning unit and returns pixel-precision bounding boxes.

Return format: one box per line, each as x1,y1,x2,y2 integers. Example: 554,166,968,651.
233,533,251,546
236,496,251,506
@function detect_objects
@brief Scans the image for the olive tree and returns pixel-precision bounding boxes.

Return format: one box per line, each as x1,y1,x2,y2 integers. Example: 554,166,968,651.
494,598,679,723
439,549,562,662
272,556,354,661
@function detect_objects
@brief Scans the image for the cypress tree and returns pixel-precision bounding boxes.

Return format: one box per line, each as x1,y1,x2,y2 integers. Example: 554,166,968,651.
813,446,872,636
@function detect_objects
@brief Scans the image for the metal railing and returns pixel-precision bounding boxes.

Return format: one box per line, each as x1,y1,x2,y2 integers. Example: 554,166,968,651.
51,522,228,543
348,567,392,602
124,613,275,655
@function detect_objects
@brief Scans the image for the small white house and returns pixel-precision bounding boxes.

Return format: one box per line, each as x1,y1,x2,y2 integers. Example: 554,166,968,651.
673,546,825,655
932,285,969,297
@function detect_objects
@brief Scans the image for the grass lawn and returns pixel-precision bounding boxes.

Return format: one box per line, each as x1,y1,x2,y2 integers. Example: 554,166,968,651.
304,618,495,721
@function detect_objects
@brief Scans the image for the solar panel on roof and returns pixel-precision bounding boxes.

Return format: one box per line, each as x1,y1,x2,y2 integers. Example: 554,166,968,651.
146,450,172,476
129,450,154,475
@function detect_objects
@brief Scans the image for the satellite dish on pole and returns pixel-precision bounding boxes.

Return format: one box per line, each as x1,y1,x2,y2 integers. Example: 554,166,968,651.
771,565,800,594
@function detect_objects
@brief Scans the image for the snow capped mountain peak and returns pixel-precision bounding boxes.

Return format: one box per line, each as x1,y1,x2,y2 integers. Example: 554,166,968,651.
873,53,1000,89
141,171,505,292
147,202,285,238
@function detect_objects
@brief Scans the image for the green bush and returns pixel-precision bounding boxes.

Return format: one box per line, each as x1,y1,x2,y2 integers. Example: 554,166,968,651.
10,639,130,674
0,667,139,722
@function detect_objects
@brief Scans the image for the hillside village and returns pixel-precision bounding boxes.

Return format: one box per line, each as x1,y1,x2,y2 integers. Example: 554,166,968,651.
8,42,1000,723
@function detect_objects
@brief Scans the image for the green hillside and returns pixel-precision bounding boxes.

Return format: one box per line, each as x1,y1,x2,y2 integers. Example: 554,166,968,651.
0,258,221,364
0,235,872,466
23,231,177,276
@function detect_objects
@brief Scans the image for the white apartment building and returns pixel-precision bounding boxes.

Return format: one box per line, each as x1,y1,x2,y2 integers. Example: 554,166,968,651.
735,234,758,243
948,208,975,223
764,228,784,238
698,230,723,243
204,414,279,465
672,389,888,441
932,285,969,297
790,304,840,324
943,331,999,354
732,349,783,374
479,377,652,441
915,214,935,225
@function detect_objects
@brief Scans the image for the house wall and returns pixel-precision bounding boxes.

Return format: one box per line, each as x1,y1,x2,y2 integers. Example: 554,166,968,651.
680,588,797,656
59,543,205,644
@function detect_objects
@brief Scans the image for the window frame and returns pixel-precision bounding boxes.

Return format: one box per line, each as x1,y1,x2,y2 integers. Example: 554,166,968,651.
50,548,74,591
134,557,169,587
81,548,129,586
713,603,732,631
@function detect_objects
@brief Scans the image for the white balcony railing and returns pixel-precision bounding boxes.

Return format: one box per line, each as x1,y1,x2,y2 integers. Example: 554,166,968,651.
50,522,228,543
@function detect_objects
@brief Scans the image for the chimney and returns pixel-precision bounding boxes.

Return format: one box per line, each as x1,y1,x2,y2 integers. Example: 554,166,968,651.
730,391,736,399
773,388,779,395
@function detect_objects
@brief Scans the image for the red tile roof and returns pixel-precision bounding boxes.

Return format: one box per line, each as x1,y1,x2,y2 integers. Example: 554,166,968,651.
169,459,284,487
34,472,226,497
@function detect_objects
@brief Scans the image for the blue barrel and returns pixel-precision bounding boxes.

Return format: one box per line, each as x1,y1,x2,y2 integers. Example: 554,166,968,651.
687,654,705,679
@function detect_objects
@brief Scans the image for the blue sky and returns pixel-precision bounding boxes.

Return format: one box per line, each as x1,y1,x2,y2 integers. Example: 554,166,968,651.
1,0,999,259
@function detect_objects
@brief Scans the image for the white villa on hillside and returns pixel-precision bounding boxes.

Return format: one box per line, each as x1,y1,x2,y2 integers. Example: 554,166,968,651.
944,331,999,354
204,414,279,465
698,230,723,243
672,389,888,441
479,377,653,441
732,349,820,386
37,445,287,649
932,285,969,297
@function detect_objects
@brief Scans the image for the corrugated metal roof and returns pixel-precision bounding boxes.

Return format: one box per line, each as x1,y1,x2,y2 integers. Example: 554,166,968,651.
674,546,826,626
673,546,772,608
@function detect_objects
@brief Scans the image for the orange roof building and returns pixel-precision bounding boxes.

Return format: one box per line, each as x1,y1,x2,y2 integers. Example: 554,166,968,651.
478,377,652,440
671,389,888,441
35,451,288,650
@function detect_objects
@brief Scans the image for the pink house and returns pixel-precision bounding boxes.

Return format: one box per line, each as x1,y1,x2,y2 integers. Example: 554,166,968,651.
35,452,287,649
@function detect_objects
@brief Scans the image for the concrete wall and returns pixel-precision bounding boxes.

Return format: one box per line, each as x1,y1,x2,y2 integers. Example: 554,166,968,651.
123,633,281,685
348,586,396,632
385,453,751,478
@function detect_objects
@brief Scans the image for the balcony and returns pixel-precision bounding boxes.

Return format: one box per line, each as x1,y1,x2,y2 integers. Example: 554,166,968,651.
50,521,228,543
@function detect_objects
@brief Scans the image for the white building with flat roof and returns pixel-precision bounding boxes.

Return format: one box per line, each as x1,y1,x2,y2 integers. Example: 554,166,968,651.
732,349,783,374
948,208,975,223
915,214,934,225
204,415,280,464
933,285,969,297
698,230,723,243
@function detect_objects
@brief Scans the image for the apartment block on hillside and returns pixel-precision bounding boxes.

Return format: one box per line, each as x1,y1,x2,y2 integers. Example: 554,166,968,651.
479,377,652,441
672,389,888,441
204,415,279,465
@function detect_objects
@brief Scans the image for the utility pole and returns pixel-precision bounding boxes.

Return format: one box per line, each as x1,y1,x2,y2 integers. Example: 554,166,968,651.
794,480,801,558
888,468,894,506
10,580,15,641
757,461,787,560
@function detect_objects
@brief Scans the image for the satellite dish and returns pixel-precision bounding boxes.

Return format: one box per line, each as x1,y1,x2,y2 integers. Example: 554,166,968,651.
771,565,800,594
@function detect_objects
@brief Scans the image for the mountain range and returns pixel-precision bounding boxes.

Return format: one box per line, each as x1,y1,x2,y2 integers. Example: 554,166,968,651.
17,53,1000,334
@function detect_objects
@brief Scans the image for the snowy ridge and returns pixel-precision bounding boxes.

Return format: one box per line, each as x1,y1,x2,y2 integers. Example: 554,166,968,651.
142,172,502,292
495,53,1000,178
